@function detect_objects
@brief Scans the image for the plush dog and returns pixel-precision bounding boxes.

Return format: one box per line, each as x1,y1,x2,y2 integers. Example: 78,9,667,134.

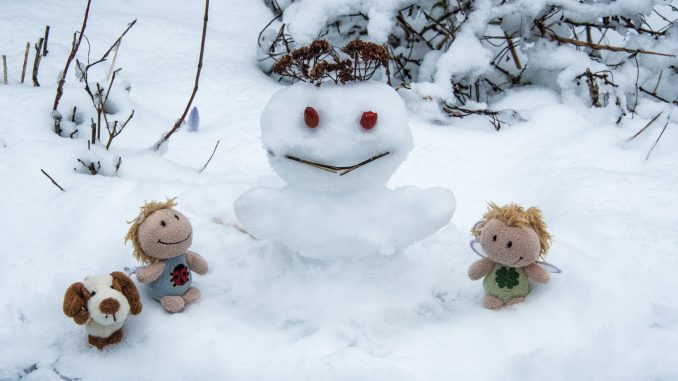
468,202,553,309
125,198,208,313
63,271,142,349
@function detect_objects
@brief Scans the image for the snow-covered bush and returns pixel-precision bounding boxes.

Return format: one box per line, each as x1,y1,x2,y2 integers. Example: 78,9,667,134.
258,0,678,128
50,19,136,176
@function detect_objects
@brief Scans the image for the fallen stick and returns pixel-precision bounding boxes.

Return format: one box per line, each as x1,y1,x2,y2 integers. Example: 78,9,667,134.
40,169,65,192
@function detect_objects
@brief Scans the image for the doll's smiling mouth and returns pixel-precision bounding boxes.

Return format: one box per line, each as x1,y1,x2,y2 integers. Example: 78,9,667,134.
157,232,192,245
285,152,390,176
511,256,524,266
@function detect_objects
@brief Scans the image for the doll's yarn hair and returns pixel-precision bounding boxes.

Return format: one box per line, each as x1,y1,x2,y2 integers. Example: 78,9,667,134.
472,202,552,257
125,197,178,264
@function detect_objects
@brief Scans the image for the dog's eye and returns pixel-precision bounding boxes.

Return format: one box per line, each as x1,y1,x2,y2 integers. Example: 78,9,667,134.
110,285,115,289
160,220,166,227
174,214,179,220
492,235,497,241
90,291,96,296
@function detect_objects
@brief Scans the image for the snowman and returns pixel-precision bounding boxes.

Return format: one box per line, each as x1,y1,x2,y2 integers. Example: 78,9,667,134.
234,41,455,260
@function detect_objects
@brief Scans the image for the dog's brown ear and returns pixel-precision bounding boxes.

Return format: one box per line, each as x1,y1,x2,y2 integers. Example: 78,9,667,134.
63,282,90,325
111,271,142,315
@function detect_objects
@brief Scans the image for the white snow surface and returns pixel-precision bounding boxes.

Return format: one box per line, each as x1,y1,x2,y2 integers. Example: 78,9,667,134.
1,1,678,380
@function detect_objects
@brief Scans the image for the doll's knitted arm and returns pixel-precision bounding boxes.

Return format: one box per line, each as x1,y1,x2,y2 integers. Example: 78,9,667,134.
468,258,495,280
186,251,208,275
136,262,165,283
523,263,550,283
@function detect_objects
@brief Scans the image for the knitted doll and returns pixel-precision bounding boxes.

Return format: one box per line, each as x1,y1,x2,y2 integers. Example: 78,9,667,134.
125,198,208,313
468,202,553,309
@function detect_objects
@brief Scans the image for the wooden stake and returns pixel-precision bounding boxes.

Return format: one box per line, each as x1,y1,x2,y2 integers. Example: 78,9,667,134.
2,55,7,85
20,42,29,83
32,38,44,87
43,25,50,56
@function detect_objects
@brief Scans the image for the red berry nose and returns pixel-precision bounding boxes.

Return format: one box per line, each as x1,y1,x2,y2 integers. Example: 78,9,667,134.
304,107,319,128
360,111,378,130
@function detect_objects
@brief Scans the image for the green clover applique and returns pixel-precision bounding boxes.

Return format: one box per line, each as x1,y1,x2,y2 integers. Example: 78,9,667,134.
495,266,520,289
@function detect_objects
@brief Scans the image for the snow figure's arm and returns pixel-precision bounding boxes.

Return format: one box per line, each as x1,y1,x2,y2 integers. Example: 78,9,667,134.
388,186,456,245
468,258,495,280
186,251,208,275
234,187,288,242
523,263,550,283
136,262,165,283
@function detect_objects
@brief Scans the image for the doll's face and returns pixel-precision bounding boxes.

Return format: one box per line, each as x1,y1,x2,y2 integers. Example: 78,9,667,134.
479,218,540,268
138,209,193,260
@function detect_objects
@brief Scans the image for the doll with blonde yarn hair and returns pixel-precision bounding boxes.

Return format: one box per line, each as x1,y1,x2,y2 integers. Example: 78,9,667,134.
468,202,556,310
125,198,208,313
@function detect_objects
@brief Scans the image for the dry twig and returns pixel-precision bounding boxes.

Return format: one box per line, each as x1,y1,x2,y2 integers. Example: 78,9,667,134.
40,169,65,192
646,115,671,160
199,139,221,173
156,0,209,150
52,0,92,112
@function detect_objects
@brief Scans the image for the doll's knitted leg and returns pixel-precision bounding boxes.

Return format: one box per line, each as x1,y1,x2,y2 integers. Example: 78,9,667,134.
484,294,505,310
505,296,525,306
160,295,185,313
182,287,201,304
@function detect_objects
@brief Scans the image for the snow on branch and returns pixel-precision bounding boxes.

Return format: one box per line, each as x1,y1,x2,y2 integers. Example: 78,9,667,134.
258,0,678,127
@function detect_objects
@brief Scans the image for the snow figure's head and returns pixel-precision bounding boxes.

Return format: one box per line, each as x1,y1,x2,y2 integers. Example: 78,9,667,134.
261,81,413,192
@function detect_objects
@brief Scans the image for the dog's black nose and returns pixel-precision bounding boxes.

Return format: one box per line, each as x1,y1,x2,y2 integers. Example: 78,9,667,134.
99,298,120,314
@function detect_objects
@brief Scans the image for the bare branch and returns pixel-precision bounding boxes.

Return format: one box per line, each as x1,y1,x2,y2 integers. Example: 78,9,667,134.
156,0,209,150
53,0,92,112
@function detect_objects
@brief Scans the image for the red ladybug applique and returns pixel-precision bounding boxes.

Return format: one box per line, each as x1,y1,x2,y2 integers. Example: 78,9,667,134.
170,264,190,287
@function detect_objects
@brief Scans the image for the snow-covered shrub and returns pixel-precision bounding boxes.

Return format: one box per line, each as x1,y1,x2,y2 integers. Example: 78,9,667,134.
258,0,678,128
50,19,136,176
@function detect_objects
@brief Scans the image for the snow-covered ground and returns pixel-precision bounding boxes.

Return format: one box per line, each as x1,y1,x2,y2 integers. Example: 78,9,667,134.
1,1,678,380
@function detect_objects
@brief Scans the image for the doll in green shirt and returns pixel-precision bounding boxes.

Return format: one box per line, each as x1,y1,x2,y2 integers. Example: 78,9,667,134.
468,203,553,310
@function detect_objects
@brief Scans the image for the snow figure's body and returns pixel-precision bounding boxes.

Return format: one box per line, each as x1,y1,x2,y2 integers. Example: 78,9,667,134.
235,81,455,260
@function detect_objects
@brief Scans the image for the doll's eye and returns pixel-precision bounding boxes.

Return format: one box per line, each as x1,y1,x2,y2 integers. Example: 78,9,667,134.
507,241,513,248
160,220,166,227
492,235,497,241
174,214,179,220
360,111,378,130
304,107,319,128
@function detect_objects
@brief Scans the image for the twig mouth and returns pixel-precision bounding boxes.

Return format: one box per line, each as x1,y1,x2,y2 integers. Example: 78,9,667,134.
285,152,390,176
158,232,192,245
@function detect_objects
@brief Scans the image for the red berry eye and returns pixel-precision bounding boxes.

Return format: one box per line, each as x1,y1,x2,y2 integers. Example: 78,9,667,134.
304,107,319,128
360,111,378,130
